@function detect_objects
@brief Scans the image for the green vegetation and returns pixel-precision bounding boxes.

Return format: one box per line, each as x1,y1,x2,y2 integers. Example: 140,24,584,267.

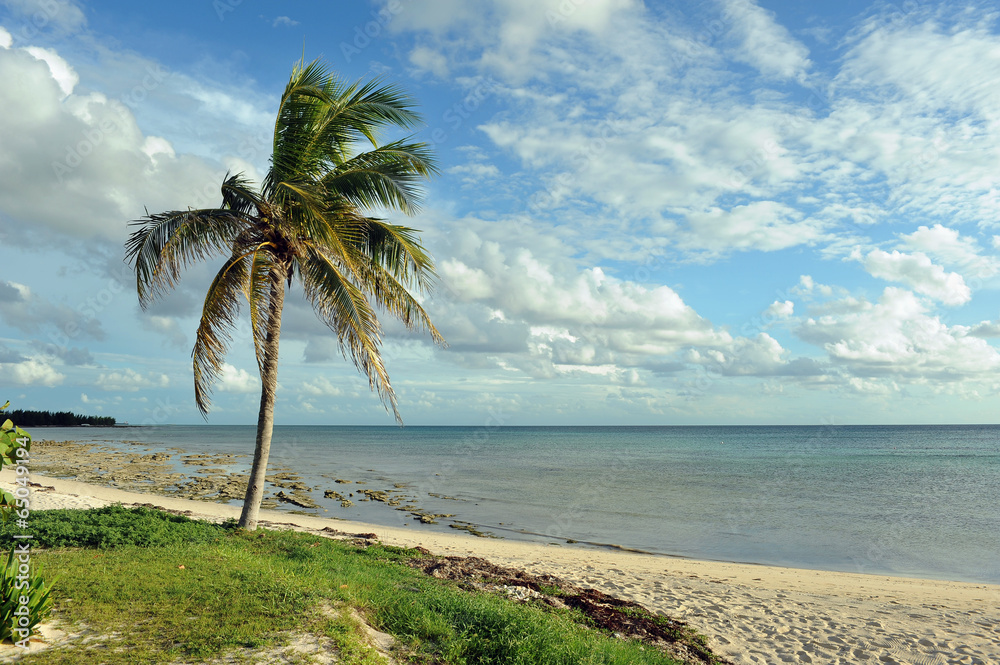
0,548,54,642
125,58,445,530
0,505,237,549
20,507,689,664
0,403,55,645
0,409,115,427
0,401,32,521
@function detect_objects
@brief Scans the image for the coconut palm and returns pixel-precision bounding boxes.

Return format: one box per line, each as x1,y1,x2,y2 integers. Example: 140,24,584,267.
125,59,444,529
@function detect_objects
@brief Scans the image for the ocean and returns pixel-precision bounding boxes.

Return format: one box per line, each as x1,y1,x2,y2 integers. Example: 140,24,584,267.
31,424,1000,585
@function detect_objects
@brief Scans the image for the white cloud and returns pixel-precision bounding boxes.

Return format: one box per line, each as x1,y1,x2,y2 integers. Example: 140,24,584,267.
0,44,242,243
409,45,449,77
682,201,824,254
815,11,1000,228
721,0,811,80
439,259,493,300
272,16,298,28
300,376,343,397
24,46,77,97
2,358,64,386
96,368,170,392
845,377,898,396
218,364,258,393
900,224,981,266
0,26,11,49
966,321,1000,339
798,287,1000,379
898,224,1000,283
394,0,639,82
766,300,794,319
854,248,971,306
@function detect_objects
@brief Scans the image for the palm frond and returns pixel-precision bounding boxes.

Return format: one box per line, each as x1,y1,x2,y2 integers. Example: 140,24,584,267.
321,139,438,214
125,208,249,308
349,251,445,346
349,218,438,293
221,173,266,218
192,253,253,416
297,247,399,422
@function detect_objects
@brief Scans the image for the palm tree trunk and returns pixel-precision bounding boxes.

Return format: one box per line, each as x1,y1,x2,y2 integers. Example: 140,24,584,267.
239,266,286,529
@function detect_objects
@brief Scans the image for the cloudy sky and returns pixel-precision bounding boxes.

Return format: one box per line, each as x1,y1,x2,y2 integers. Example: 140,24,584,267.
1,0,999,426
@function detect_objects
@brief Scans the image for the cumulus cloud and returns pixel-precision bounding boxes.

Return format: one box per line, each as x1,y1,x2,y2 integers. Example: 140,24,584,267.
427,220,844,383
898,224,1000,283
24,46,77,97
853,248,971,306
272,16,298,27
797,288,1000,379
0,26,12,49
218,364,258,393
966,321,1000,339
2,358,64,386
765,300,794,318
96,368,170,391
0,42,260,244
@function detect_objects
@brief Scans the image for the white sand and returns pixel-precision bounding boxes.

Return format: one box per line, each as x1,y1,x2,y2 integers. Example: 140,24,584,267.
3,471,998,665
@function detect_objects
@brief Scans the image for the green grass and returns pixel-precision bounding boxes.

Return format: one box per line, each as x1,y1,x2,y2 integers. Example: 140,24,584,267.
12,508,690,664
0,505,237,549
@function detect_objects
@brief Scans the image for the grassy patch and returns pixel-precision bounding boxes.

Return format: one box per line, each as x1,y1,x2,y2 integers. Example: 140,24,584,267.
0,505,235,549
17,508,694,664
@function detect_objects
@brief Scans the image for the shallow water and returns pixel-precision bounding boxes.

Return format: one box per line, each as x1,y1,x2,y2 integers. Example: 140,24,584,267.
32,424,1000,584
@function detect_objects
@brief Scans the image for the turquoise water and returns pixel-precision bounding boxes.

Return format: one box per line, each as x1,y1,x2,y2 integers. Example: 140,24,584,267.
36,425,1000,584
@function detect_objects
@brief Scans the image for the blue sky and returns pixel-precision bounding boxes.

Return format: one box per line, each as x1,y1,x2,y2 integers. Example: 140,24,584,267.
2,0,1000,426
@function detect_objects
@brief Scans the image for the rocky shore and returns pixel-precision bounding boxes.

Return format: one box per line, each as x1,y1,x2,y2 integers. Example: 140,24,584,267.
24,438,488,535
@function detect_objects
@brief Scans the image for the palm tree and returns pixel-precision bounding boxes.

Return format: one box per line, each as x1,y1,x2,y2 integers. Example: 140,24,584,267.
125,59,444,530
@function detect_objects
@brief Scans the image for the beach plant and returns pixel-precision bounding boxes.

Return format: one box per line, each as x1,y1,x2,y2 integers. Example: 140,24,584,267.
0,403,54,644
125,58,444,529
0,547,54,643
0,402,32,523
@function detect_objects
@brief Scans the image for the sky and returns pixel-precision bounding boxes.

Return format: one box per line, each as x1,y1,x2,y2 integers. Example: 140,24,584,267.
1,0,1000,426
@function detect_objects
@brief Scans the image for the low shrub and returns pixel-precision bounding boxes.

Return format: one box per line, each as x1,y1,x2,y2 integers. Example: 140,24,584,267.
0,505,236,549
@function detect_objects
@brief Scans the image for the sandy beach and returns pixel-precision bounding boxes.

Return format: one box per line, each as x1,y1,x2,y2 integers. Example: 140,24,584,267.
3,470,998,665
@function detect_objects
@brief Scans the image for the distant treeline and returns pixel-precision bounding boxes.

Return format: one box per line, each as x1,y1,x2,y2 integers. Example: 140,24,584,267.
2,410,116,427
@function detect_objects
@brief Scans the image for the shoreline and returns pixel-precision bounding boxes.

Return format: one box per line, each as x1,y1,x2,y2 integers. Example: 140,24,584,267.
5,470,999,665
24,433,999,589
